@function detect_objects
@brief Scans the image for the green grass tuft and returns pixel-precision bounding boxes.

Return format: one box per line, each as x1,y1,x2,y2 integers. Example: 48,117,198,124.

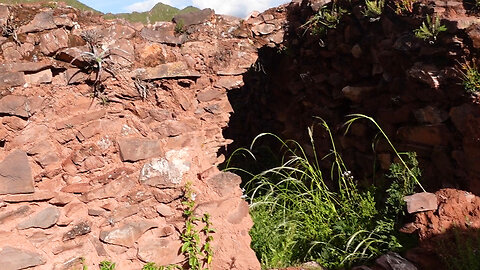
226,115,424,269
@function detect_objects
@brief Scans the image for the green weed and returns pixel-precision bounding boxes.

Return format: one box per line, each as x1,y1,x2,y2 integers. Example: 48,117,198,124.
142,262,181,270
99,260,115,270
181,182,215,270
460,61,480,93
363,0,384,20
303,4,347,36
414,14,447,44
226,114,423,269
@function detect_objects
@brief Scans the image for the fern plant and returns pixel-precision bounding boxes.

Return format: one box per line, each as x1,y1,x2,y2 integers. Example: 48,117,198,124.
303,4,347,36
414,15,447,44
364,0,385,21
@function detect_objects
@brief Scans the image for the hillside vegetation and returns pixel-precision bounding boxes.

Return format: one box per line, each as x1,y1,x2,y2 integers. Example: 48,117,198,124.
0,0,98,12
104,3,200,24
0,0,200,24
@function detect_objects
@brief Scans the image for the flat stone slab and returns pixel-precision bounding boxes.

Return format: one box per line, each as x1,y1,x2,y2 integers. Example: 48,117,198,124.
404,192,438,214
118,138,163,162
17,207,60,229
0,150,33,195
140,154,190,188
18,10,56,34
0,95,43,118
0,246,46,270
131,62,201,80
100,221,157,247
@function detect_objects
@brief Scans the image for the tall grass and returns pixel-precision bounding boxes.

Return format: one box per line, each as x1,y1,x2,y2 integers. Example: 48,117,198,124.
225,115,422,269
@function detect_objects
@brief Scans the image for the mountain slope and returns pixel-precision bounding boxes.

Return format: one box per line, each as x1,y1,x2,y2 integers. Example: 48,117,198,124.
104,3,200,24
0,0,99,12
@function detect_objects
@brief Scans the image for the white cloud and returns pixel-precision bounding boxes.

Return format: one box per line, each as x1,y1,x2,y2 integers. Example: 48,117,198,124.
192,0,290,18
125,0,173,13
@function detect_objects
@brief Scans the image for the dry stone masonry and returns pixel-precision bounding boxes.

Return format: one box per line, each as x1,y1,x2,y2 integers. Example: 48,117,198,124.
2,0,480,269
0,1,287,269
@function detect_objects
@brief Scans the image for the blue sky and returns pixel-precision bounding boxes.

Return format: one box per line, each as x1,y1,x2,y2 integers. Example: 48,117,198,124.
78,0,290,18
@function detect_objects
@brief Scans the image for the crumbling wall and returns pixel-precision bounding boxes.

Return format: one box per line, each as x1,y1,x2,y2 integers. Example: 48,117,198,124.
227,0,480,194
0,2,263,269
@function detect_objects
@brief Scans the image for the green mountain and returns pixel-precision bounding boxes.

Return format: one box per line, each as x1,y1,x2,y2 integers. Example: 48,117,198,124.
0,0,99,12
104,3,200,24
0,0,201,24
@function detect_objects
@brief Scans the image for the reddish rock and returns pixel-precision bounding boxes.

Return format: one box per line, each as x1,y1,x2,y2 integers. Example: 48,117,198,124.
2,191,55,202
0,205,30,224
252,23,276,35
140,25,185,45
197,87,224,102
0,95,43,118
0,5,8,26
404,192,438,214
55,110,106,130
24,69,53,85
132,62,201,80
156,204,174,217
39,28,69,56
0,246,46,269
207,172,242,198
214,75,244,90
61,183,91,194
153,189,183,204
137,237,184,265
0,72,26,87
100,221,157,247
117,138,163,162
18,10,56,33
17,207,60,229
0,150,33,195
140,154,190,188
63,222,91,241
0,62,52,73
173,8,214,28
80,177,135,202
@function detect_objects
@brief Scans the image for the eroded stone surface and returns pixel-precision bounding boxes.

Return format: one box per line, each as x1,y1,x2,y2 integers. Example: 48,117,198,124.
17,207,60,229
0,150,33,195
100,221,157,247
0,246,46,270
117,138,163,162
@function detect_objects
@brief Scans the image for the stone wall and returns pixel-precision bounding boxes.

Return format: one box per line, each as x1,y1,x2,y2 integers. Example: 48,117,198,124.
227,0,480,194
0,3,264,269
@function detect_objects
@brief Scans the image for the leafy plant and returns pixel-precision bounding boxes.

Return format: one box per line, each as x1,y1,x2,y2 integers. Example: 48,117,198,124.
459,61,480,93
363,0,385,20
303,4,347,36
414,14,447,44
142,262,181,270
69,32,131,101
99,260,116,270
181,182,215,270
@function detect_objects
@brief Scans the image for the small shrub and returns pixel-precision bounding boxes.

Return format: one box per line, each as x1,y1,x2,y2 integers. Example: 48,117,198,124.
181,182,215,270
303,4,347,36
175,20,185,34
414,14,447,44
460,61,480,93
363,0,385,21
99,261,115,270
142,262,181,270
